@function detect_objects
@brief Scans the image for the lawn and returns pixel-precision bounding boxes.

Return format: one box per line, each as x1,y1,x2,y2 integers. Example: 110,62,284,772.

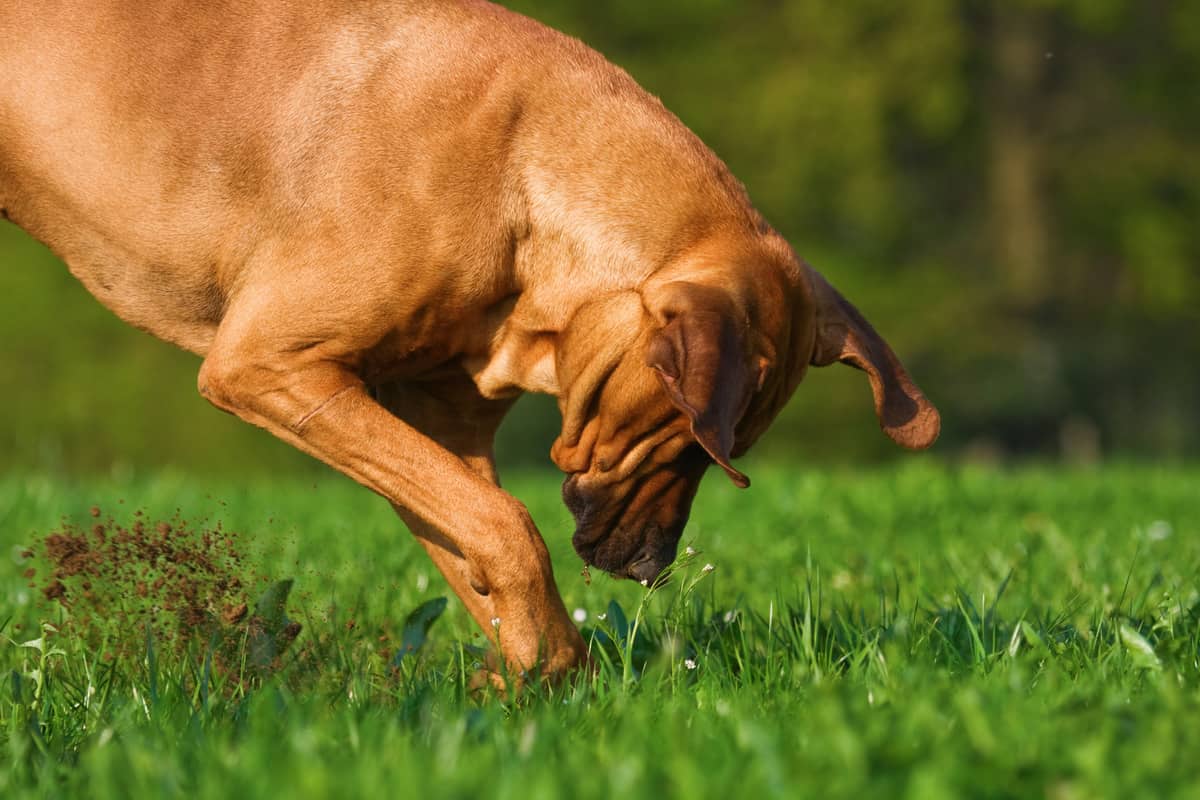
2,462,1198,799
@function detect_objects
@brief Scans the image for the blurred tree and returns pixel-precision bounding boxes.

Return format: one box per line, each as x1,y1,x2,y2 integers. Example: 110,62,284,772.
507,0,1199,461
1,0,1196,475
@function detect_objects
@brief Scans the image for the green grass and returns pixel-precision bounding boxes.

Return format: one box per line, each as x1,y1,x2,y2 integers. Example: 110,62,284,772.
2,462,1199,798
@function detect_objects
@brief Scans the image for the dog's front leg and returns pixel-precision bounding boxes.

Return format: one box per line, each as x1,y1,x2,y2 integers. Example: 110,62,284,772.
197,304,587,681
374,378,588,683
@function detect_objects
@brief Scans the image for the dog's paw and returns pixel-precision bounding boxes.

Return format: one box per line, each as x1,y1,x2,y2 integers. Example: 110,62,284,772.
467,666,514,699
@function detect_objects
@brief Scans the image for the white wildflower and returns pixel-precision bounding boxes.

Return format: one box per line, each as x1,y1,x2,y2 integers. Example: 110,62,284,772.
684,658,697,671
491,617,501,628
702,563,715,574
685,546,697,557
1147,521,1173,541
572,608,587,623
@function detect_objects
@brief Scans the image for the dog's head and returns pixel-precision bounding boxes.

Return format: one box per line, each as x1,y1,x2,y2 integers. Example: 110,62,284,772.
551,240,939,583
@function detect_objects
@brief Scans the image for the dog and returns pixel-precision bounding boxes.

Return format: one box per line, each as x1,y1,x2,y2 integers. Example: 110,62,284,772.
0,0,939,680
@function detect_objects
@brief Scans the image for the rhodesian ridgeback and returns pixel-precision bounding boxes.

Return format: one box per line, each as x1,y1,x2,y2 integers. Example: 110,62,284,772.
0,1,939,681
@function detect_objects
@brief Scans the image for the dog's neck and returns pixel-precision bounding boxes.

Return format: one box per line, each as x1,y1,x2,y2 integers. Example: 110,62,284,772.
465,218,796,405
461,48,800,403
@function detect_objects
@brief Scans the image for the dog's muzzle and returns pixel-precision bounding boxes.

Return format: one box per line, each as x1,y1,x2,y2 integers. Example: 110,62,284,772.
562,448,708,583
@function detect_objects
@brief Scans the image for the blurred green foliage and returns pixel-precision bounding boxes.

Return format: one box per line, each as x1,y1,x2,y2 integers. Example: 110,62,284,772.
1,0,1197,475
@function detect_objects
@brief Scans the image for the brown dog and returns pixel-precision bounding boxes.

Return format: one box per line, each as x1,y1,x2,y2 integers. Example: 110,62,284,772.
0,1,939,679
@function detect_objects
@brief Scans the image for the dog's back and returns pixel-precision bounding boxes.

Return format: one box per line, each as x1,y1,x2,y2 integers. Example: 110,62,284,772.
0,0,751,357
1,2,516,350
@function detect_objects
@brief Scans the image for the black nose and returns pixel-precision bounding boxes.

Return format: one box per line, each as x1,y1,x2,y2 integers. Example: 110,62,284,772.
626,546,674,585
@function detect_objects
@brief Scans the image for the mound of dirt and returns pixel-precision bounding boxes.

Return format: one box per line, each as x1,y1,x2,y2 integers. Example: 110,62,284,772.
24,507,300,674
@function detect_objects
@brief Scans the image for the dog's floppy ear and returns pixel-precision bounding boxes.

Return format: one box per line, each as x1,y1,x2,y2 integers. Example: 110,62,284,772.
645,284,754,488
808,269,940,450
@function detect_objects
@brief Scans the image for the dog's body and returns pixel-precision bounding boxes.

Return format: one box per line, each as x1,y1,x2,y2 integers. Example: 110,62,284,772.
1,0,938,679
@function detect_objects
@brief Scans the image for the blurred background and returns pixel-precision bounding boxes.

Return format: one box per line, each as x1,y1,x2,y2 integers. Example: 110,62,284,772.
1,0,1196,476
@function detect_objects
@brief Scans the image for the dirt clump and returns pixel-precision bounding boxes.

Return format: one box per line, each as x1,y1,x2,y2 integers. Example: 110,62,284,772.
26,508,300,674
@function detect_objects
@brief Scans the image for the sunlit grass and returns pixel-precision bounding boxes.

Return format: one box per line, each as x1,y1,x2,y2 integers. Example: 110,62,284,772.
2,462,1199,798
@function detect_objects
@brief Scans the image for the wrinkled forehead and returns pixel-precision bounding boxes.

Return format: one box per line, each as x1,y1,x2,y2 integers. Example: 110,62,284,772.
552,341,681,471
567,375,696,479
